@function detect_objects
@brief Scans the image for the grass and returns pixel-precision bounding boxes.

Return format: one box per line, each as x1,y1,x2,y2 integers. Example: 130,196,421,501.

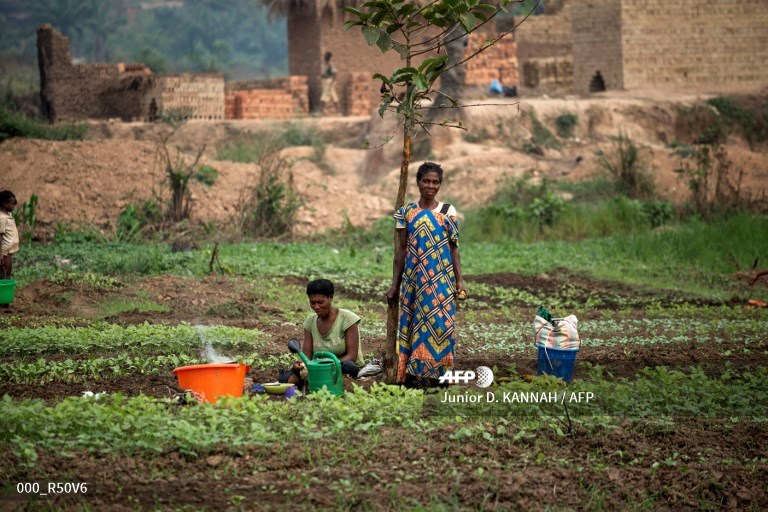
461,197,675,244
14,205,768,300
0,107,87,142
215,122,327,164
96,296,170,318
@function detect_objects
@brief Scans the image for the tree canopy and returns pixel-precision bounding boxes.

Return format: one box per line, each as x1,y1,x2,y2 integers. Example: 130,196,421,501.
0,0,287,79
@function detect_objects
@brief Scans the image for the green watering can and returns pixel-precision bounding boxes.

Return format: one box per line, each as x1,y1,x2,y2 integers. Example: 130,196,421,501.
288,339,344,397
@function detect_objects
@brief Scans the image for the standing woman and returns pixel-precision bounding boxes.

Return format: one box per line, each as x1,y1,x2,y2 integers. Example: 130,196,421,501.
386,162,467,387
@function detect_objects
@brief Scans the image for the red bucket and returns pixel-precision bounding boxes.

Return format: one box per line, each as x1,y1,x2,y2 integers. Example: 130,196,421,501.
172,363,250,403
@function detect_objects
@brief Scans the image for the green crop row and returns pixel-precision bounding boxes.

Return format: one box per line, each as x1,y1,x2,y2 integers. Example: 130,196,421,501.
0,323,267,357
463,318,767,354
3,368,766,467
432,365,768,421
0,353,294,384
1,384,424,464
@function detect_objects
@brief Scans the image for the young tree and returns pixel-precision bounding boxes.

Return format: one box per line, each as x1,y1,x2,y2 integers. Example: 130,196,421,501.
345,0,534,382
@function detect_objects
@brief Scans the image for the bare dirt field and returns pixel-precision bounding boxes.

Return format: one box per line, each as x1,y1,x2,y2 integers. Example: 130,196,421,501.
1,87,766,239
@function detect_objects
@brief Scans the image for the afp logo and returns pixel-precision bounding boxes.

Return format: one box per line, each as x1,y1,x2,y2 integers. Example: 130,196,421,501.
438,366,494,388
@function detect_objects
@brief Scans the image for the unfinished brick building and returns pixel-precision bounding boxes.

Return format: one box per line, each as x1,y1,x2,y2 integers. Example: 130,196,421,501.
37,25,224,122
266,0,520,116
37,24,154,123
572,0,768,94
510,0,574,91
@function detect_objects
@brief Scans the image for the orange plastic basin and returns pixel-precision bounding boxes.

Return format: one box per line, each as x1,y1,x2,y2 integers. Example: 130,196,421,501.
172,363,250,403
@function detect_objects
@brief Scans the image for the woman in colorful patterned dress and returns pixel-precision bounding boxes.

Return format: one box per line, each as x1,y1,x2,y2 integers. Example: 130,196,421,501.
386,162,467,387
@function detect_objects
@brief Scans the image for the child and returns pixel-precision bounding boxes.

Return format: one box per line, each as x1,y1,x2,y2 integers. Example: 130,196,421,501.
0,190,19,309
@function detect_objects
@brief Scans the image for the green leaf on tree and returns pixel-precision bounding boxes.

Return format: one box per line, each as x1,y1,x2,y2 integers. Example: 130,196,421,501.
362,26,381,46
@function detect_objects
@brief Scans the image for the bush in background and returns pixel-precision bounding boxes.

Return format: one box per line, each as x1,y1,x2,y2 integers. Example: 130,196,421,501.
555,112,578,138
237,141,304,239
0,107,86,142
597,132,656,200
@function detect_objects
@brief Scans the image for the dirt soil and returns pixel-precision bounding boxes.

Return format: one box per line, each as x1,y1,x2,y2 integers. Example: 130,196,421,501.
1,420,766,510
1,88,766,239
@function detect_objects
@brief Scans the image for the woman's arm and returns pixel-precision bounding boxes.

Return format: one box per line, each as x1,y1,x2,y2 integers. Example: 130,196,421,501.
341,323,360,362
386,228,408,301
303,329,314,360
449,241,466,295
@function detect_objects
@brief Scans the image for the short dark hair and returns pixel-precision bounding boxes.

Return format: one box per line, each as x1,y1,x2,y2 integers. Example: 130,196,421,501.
0,190,16,205
416,162,443,183
324,51,332,61
307,278,334,297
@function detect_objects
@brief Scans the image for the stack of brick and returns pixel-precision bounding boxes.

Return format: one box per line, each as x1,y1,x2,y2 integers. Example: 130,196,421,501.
463,33,519,88
147,74,225,120
522,57,574,88
224,76,309,120
346,72,373,117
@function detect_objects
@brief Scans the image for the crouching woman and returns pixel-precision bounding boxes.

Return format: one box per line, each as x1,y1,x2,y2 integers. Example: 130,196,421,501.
281,278,364,385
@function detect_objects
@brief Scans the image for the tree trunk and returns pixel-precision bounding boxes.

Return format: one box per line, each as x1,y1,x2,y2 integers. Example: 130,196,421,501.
384,128,411,384
437,31,468,111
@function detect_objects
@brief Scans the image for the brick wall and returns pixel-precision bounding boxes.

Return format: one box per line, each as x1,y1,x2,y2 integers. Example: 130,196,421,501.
464,33,518,87
572,0,624,94
510,0,573,92
37,25,153,122
346,72,373,117
513,0,573,61
225,76,309,119
522,56,573,89
145,74,225,121
620,0,768,89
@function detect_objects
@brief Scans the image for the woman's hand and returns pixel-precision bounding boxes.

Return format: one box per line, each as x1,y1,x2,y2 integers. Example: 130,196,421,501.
456,280,467,300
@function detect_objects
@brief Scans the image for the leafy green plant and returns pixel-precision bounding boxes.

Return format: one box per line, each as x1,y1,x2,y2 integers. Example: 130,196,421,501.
708,95,767,149
155,108,205,223
597,132,655,199
555,112,578,138
116,200,162,242
641,200,675,228
530,109,560,149
195,165,219,186
48,268,123,290
216,140,263,163
237,141,304,239
0,107,86,142
674,104,726,146
675,144,754,218
13,193,37,245
0,323,266,357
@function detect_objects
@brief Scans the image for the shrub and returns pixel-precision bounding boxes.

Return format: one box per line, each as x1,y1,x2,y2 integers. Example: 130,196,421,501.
155,108,205,222
0,107,86,142
675,144,762,218
216,141,262,163
674,104,726,146
641,200,676,228
555,113,578,138
708,95,768,149
13,194,38,245
195,165,218,186
237,142,304,239
597,132,655,200
116,200,163,242
529,109,559,150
